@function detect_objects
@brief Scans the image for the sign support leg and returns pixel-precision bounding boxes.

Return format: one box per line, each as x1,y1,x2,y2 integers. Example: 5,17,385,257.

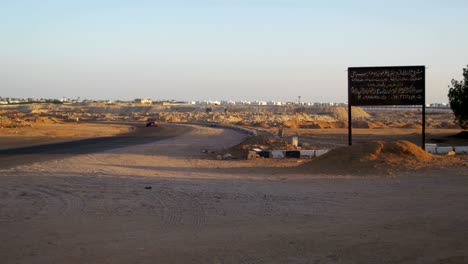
422,103,426,150
348,105,352,146
422,68,426,150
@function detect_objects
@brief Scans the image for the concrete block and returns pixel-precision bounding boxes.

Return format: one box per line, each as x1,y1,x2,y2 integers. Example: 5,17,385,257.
285,151,301,158
271,150,285,159
257,151,271,158
436,147,454,154
315,149,330,157
425,146,437,154
454,146,468,154
300,150,316,158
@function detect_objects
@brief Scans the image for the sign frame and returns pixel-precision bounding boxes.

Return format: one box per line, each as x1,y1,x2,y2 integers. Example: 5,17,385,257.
347,66,426,149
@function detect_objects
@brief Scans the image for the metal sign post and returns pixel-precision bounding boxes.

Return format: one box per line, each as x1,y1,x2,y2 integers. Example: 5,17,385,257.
348,75,353,146
347,66,426,149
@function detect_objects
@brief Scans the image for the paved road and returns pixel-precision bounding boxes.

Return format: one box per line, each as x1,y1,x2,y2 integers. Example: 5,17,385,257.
0,123,192,169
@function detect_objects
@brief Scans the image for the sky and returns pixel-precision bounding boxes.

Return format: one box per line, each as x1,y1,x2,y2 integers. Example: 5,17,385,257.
1,0,467,103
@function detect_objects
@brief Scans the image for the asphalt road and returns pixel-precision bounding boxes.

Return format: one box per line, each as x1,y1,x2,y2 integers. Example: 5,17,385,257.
0,123,192,169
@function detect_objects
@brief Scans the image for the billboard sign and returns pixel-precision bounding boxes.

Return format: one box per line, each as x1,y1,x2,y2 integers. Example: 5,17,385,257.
348,66,425,106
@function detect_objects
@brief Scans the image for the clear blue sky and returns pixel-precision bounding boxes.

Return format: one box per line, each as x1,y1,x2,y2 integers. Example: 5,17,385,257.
1,0,467,103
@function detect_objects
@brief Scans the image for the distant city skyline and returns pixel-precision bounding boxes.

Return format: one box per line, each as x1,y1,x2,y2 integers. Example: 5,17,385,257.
1,0,468,103
0,96,452,109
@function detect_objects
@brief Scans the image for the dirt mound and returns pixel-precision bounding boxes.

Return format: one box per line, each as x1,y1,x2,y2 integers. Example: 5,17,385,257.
30,109,50,115
166,115,181,123
373,121,388,128
224,115,243,123
387,121,409,128
300,140,435,175
401,123,422,129
251,122,271,129
318,106,370,120
35,117,53,123
308,120,347,129
439,121,459,129
353,120,381,129
0,115,33,128
307,121,333,129
282,120,348,129
50,117,64,123
282,120,302,129
33,117,64,124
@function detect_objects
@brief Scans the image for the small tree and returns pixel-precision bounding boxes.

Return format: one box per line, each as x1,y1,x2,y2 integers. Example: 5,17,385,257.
448,65,468,129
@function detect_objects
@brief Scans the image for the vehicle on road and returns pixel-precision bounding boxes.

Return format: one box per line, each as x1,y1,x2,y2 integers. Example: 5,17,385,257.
146,121,158,127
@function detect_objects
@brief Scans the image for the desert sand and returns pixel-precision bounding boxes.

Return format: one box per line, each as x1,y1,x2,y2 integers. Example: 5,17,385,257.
0,117,133,150
1,103,468,263
1,122,468,264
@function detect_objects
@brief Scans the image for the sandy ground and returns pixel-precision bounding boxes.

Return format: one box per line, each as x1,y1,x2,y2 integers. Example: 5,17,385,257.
1,125,468,264
0,122,133,150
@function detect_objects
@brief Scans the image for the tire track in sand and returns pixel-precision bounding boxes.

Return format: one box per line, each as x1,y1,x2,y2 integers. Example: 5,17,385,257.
0,184,85,223
61,177,206,233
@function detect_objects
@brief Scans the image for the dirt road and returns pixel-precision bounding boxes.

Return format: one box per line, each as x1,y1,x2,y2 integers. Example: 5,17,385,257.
0,124,467,264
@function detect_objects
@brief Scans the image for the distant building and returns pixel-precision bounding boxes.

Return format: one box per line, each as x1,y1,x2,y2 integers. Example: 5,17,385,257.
134,98,152,104
429,103,448,108
221,100,236,106
267,101,282,105
161,101,189,106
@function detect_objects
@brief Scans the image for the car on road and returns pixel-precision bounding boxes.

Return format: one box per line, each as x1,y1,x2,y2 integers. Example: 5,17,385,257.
146,121,158,127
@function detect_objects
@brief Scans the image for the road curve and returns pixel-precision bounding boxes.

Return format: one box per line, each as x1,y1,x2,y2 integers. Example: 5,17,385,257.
0,123,193,169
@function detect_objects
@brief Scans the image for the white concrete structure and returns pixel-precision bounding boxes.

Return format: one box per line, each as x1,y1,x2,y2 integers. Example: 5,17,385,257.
300,150,316,158
271,150,285,159
454,146,468,154
425,144,437,154
436,147,454,154
315,149,330,157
